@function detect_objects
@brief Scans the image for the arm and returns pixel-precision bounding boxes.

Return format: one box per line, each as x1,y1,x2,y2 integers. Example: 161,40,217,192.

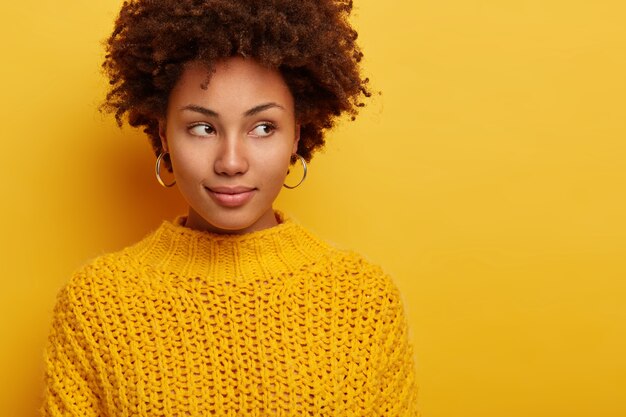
41,284,104,417
369,280,420,417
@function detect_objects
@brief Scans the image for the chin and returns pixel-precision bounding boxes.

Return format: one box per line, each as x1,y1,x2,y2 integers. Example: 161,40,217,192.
192,209,270,235
207,216,254,234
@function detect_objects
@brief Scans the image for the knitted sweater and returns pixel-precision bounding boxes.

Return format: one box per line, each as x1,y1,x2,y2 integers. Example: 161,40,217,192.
41,213,418,417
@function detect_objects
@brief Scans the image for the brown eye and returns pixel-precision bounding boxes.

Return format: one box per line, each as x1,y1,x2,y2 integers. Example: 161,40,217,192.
249,123,275,137
188,123,215,137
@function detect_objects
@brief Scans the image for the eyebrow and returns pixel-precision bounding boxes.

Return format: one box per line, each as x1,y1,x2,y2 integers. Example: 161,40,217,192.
179,102,285,117
179,105,218,117
243,102,285,117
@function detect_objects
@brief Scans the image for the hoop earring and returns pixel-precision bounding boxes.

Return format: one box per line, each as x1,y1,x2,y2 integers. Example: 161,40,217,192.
283,154,307,189
155,152,176,188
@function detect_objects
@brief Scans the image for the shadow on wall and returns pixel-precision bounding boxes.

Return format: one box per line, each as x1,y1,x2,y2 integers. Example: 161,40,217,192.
18,119,186,417
67,116,187,250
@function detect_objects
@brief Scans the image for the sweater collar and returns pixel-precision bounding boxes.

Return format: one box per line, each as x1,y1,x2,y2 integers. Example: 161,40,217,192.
124,211,330,283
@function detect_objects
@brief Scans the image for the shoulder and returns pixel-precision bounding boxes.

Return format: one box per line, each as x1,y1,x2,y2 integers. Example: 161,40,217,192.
311,246,405,308
66,247,138,287
305,247,413,351
57,245,153,311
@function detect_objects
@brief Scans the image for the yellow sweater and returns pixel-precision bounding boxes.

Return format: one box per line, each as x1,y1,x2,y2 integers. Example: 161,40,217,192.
42,213,418,416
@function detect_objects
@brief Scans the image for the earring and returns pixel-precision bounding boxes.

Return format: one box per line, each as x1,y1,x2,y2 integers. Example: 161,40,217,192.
155,152,176,188
283,154,307,189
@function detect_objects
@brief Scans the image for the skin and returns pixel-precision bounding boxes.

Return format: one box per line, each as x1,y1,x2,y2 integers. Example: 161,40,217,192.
159,57,300,234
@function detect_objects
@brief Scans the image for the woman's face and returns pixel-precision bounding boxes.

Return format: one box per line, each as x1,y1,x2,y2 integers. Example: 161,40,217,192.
160,57,299,234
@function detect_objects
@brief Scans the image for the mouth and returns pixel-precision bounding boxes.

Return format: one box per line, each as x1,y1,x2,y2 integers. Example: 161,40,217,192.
205,186,257,207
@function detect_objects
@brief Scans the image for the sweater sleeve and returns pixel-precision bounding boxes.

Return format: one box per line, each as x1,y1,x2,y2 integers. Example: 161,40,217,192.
41,283,104,417
369,278,420,417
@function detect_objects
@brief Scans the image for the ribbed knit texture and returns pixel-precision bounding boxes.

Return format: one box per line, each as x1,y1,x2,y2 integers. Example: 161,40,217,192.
41,213,418,417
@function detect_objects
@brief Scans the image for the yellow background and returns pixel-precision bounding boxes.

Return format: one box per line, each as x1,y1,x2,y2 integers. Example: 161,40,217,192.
1,1,624,416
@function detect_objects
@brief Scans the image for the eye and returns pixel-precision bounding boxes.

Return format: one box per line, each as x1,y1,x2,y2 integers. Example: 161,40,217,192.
188,123,215,137
249,123,275,138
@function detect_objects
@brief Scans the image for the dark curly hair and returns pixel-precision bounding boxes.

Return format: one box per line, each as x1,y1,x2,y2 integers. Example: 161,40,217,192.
102,0,370,167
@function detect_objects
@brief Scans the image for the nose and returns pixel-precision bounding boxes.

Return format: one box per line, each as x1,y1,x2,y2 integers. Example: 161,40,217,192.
213,134,249,176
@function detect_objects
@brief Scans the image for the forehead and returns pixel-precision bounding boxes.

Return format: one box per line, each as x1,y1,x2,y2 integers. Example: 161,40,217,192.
168,57,294,112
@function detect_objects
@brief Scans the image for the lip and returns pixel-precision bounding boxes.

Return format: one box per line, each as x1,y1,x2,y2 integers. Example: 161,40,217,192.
205,186,256,207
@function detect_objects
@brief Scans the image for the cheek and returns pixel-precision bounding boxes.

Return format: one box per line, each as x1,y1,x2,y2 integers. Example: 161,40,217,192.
170,149,208,183
258,148,292,181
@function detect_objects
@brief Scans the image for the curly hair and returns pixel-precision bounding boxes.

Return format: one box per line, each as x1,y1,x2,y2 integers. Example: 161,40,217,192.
102,0,370,167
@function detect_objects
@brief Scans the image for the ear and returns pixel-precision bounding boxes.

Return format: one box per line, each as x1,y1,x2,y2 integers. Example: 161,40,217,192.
292,123,301,154
158,119,168,152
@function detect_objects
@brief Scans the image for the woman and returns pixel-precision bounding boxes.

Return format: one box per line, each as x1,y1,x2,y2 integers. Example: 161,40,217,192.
41,0,419,416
